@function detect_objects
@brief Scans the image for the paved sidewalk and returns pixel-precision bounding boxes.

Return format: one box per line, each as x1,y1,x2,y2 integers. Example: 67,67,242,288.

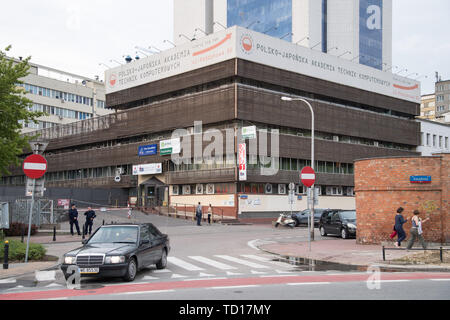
259,239,450,271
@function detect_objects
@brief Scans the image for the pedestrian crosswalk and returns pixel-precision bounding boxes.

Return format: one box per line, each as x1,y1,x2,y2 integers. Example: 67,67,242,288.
0,253,298,292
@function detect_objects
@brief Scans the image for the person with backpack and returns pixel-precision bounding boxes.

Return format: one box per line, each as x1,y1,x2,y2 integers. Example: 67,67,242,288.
196,202,202,226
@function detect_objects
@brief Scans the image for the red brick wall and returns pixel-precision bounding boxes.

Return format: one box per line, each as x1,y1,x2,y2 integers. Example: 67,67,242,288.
355,154,449,244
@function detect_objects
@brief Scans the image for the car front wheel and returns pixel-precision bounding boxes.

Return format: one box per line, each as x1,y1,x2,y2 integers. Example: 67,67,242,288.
156,249,168,270
341,228,348,239
320,226,327,236
123,257,137,282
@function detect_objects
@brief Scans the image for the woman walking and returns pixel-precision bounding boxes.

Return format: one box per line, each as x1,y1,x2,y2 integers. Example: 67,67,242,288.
406,210,430,250
394,207,408,247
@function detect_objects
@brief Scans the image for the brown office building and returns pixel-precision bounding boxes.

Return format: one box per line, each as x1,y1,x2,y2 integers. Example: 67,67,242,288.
2,27,421,220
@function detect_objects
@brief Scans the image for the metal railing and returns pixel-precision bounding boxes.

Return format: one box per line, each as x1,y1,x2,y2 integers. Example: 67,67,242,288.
382,246,449,262
144,203,235,223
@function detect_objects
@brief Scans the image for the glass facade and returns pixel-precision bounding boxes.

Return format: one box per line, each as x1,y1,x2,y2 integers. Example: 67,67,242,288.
359,0,383,69
227,0,292,41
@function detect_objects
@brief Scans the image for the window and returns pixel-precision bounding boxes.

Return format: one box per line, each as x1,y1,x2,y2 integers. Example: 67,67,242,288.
433,135,437,147
446,137,449,149
439,136,443,148
427,133,430,146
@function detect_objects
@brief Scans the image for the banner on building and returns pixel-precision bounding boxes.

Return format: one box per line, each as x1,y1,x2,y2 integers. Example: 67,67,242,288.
238,143,247,181
132,163,162,175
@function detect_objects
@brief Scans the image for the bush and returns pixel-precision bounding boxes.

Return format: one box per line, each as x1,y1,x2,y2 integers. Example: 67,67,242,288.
0,239,46,262
4,222,38,237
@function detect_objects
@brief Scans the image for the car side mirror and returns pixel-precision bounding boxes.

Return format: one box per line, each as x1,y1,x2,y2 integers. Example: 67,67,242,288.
140,239,150,245
81,239,87,245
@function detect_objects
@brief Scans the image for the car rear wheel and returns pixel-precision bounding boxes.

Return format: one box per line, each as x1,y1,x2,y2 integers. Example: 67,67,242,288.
320,226,327,236
156,249,168,270
123,257,137,282
341,228,348,239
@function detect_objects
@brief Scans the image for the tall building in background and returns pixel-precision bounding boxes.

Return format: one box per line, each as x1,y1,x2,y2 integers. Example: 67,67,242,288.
435,79,450,119
13,59,113,133
174,0,392,70
419,94,436,120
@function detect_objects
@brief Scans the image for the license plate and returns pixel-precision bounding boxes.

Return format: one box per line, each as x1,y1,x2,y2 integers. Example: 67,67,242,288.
79,268,99,274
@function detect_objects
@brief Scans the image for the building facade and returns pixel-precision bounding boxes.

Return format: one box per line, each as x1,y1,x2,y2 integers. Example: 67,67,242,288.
14,59,112,133
419,94,436,120
3,27,420,220
417,119,450,156
174,0,392,70
435,79,450,119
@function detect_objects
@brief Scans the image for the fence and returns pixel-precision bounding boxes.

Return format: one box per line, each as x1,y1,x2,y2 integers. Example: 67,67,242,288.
144,203,236,223
7,198,57,227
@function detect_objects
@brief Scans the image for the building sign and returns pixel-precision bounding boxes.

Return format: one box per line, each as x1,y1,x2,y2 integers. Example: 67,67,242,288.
132,163,162,175
238,143,247,181
160,138,181,155
360,0,383,70
57,199,71,209
106,26,420,104
242,126,257,140
138,144,157,156
410,176,432,184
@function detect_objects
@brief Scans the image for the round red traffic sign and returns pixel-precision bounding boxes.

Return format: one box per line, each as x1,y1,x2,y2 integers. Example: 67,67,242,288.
300,166,316,188
23,154,47,179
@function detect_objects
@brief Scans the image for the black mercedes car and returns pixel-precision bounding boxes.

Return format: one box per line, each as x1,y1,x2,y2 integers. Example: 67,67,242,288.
61,223,170,282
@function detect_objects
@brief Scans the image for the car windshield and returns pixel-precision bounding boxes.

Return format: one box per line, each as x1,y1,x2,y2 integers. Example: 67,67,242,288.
340,211,356,220
88,226,138,244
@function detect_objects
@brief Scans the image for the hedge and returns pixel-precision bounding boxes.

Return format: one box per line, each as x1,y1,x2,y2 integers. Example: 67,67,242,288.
0,239,46,262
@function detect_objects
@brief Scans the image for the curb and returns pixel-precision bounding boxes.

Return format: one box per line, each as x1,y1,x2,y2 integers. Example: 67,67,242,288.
0,257,62,280
257,244,450,272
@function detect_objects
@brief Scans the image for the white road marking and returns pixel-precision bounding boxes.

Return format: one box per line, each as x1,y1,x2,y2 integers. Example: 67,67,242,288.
251,270,267,275
171,273,187,279
152,269,172,274
168,257,205,271
214,255,270,269
260,274,298,278
0,278,17,284
430,279,450,281
183,277,227,281
287,282,330,286
226,271,244,276
189,256,238,270
44,283,62,288
35,271,56,282
210,285,259,290
142,276,159,280
197,272,216,277
123,289,175,295
378,280,410,283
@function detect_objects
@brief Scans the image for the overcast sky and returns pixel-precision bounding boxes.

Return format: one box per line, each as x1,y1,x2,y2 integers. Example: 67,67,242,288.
0,0,448,95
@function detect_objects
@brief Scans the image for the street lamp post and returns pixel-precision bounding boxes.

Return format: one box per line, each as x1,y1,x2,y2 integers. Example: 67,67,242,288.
281,96,315,243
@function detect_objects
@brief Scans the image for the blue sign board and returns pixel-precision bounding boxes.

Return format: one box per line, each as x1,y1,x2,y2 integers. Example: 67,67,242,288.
410,176,432,184
240,195,248,199
138,144,157,156
359,0,383,69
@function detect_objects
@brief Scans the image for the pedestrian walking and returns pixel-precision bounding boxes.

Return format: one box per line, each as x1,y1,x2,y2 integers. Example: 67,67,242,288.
196,202,202,226
68,204,81,236
127,202,132,219
84,207,96,236
207,204,212,225
406,210,430,250
393,207,408,247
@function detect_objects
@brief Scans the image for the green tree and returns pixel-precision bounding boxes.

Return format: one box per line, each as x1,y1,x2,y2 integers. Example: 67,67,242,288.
0,46,44,176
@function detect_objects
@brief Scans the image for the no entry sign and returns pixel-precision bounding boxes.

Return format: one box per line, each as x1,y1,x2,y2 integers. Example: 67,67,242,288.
300,166,316,188
23,154,47,179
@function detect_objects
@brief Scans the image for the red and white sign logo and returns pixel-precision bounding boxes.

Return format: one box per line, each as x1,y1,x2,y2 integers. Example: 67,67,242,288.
300,166,316,188
23,154,47,179
109,73,117,88
240,34,254,54
238,143,247,181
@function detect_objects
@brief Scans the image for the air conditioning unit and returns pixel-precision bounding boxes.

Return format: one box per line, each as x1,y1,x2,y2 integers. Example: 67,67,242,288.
374,141,379,147
333,136,339,142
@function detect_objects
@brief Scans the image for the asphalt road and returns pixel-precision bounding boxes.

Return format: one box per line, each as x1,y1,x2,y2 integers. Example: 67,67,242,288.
1,213,449,300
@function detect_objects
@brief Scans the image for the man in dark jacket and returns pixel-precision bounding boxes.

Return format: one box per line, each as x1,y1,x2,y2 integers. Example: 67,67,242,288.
68,204,81,236
84,207,96,235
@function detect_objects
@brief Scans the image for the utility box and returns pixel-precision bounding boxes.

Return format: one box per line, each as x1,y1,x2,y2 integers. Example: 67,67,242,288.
0,203,9,229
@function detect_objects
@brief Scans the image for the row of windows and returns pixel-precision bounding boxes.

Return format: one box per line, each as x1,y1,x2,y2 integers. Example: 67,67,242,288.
421,132,449,149
436,84,450,92
19,83,94,107
171,183,354,197
97,100,106,109
29,103,92,120
436,106,448,112
19,120,55,130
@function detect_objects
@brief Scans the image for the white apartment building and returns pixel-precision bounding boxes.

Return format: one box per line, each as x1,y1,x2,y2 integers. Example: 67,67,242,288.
174,0,392,70
417,119,450,156
15,59,112,133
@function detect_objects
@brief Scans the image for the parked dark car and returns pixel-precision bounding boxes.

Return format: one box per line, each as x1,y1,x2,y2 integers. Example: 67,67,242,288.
319,210,357,239
61,223,170,282
291,209,328,227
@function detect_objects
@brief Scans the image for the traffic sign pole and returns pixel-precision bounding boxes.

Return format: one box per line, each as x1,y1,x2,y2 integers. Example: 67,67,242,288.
301,166,316,244
24,178,36,263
